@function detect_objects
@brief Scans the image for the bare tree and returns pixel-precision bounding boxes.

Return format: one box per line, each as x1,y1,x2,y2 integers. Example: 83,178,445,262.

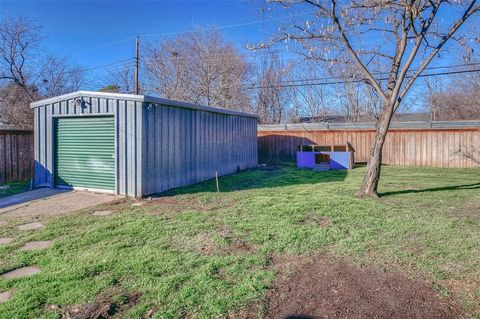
255,52,294,123
258,0,480,197
425,62,480,120
424,78,443,121
0,83,36,129
291,66,331,122
328,64,382,122
105,63,135,94
143,29,252,112
336,83,382,123
0,16,87,128
37,55,86,97
297,85,329,122
0,16,40,101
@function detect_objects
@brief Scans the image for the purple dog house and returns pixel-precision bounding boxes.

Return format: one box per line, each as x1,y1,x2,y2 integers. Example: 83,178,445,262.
296,144,354,170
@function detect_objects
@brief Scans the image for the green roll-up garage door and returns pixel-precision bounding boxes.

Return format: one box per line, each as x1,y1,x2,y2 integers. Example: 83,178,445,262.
55,116,115,191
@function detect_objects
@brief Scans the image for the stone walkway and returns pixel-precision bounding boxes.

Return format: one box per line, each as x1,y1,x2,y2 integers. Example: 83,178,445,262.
1,266,42,279
19,241,53,251
0,190,118,304
92,210,112,216
0,238,13,245
0,291,13,303
17,222,45,230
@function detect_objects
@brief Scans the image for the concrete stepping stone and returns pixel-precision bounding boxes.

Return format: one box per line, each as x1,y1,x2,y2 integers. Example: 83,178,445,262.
131,202,143,207
0,291,13,303
19,240,53,251
17,222,44,230
1,266,41,279
92,210,112,216
0,238,13,245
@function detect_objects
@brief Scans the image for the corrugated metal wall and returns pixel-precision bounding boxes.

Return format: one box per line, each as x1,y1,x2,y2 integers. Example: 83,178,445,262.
32,92,257,197
142,103,258,195
33,94,143,196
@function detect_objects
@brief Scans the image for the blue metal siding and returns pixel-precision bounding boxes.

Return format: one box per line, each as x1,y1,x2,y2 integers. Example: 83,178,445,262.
33,95,143,196
33,91,257,197
141,103,258,195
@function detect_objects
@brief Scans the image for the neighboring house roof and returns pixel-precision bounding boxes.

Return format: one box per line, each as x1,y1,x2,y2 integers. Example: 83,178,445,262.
0,122,15,130
299,112,432,123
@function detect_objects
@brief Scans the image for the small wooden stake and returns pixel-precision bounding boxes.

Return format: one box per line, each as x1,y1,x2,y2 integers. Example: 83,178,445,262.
215,171,220,193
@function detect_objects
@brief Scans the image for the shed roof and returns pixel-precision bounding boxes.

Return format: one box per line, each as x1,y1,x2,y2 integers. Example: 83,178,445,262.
30,91,258,119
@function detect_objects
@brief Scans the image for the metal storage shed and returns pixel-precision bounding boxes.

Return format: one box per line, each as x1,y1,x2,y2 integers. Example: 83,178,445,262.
31,91,258,197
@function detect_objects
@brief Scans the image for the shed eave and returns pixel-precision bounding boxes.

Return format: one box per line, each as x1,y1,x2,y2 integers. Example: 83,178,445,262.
30,90,259,119
143,95,259,119
30,91,146,108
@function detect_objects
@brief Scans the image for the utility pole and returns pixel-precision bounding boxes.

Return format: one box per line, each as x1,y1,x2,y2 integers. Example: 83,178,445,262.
134,36,140,94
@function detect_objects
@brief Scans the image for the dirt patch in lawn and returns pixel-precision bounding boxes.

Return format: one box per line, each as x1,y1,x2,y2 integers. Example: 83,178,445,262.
267,254,462,319
445,278,480,315
147,196,206,212
218,226,255,255
231,254,463,319
299,216,332,227
172,233,218,256
145,195,236,215
59,289,140,319
172,230,255,257
228,240,255,255
455,198,480,220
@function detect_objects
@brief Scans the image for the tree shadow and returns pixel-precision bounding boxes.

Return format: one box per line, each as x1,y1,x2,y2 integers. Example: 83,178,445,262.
258,134,312,162
155,163,349,197
454,145,480,165
152,133,353,196
380,182,480,197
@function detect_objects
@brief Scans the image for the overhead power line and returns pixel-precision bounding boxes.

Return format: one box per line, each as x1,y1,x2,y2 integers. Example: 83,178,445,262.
64,58,134,74
140,11,316,37
256,62,480,85
76,38,137,54
76,11,316,54
246,68,480,89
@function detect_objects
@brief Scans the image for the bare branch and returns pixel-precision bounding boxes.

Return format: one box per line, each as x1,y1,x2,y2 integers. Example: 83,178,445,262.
398,1,480,103
328,0,388,101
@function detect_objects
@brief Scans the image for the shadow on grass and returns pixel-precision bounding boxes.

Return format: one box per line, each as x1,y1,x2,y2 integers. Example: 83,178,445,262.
380,182,480,197
158,164,349,196
0,180,31,198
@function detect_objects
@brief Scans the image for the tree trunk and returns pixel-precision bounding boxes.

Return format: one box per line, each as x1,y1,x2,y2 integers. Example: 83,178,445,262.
358,102,395,197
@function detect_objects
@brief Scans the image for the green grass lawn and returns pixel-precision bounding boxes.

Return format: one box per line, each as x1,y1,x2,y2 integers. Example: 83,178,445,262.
0,180,30,198
0,165,479,318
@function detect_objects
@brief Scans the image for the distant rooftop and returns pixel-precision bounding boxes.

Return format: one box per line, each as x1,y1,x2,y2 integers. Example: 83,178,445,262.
299,112,432,124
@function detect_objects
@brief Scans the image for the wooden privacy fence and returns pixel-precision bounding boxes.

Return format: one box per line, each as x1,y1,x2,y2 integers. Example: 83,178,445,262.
0,129,34,183
258,121,480,168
